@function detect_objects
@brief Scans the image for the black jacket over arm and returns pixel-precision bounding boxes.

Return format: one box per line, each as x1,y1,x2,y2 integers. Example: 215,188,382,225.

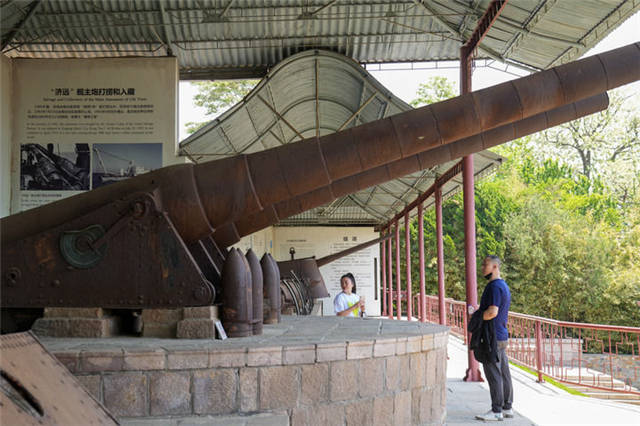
468,309,500,364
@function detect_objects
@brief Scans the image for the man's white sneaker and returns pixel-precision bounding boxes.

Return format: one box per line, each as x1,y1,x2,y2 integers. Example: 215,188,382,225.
503,408,514,418
475,410,504,421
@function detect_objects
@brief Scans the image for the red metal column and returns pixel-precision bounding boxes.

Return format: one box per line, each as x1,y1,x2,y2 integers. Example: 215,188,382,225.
418,202,426,322
381,229,387,317
404,213,412,321
461,44,482,382
435,187,446,326
387,229,393,319
395,222,401,320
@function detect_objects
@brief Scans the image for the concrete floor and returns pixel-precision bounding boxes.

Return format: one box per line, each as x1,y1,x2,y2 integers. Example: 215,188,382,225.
445,336,640,425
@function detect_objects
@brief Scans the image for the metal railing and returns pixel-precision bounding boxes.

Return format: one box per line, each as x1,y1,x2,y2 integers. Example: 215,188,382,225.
405,295,640,396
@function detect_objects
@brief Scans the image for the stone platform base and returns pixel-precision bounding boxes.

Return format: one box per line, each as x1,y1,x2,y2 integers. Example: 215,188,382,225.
41,316,449,426
32,307,120,337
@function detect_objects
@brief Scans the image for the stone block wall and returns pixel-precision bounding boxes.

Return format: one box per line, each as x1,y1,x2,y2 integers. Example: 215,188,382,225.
52,330,449,425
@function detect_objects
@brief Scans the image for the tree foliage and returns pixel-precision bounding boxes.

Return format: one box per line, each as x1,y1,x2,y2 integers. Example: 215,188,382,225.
185,80,258,134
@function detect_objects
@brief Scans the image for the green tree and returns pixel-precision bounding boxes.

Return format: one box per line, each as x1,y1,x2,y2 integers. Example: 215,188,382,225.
410,76,456,107
185,80,258,133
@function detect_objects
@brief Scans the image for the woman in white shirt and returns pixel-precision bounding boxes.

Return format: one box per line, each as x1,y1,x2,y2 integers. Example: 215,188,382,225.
334,273,364,317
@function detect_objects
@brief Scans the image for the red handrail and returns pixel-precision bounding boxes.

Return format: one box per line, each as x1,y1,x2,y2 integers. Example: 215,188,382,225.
396,294,640,396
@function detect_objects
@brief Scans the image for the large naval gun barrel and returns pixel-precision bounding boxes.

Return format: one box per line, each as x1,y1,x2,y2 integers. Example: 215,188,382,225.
1,43,638,312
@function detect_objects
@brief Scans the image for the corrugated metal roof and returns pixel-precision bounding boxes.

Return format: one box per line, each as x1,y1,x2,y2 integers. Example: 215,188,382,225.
2,1,638,76
179,49,502,226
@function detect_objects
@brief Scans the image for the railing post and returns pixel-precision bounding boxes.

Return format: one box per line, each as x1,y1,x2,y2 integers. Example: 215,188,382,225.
387,228,393,319
404,213,412,321
381,228,387,317
395,221,401,320
535,319,544,382
418,202,426,322
435,186,446,326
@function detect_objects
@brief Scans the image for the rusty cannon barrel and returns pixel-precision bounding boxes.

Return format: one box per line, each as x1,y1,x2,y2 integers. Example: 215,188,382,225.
4,44,638,249
220,92,610,244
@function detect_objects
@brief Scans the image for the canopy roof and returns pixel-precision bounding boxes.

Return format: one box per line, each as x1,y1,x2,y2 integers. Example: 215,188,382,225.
2,1,638,79
180,49,502,226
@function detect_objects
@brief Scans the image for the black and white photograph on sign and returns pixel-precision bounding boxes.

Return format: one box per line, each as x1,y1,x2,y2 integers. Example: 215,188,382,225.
92,143,162,189
20,143,90,191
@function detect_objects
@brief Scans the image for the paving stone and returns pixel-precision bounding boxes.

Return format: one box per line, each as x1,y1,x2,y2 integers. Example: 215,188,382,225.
300,363,329,405
385,356,401,391
53,350,79,373
176,318,216,339
120,419,177,426
316,342,346,362
142,308,183,323
178,416,245,426
422,334,434,351
248,346,282,366
123,348,166,371
393,390,411,426
345,399,374,426
373,338,396,358
406,335,422,353
329,360,357,401
246,411,290,425
410,352,426,388
167,349,209,369
358,358,384,398
373,395,394,426
210,347,247,368
103,372,148,417
292,404,344,426
397,354,411,391
426,349,437,387
193,369,238,415
346,340,373,360
395,337,407,355
183,306,219,319
79,349,124,373
149,371,191,415
76,374,101,401
283,344,315,365
259,366,299,410
142,322,176,338
412,387,433,425
239,367,258,412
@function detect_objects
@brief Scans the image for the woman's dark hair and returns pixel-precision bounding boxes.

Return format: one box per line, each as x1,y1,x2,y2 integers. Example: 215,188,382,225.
340,272,357,294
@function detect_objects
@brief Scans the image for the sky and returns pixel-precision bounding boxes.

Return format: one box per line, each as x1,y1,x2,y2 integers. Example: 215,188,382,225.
178,11,640,141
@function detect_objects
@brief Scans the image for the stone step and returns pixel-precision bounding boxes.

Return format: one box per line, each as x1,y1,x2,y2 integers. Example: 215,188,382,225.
609,399,640,406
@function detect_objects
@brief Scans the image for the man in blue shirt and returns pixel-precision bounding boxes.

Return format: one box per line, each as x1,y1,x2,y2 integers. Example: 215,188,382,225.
475,255,514,422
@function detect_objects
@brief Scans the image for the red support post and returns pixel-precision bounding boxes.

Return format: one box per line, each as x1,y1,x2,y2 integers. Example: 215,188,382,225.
381,228,387,317
395,222,401,320
461,44,482,383
535,320,544,382
387,228,393,319
404,213,412,321
436,187,446,326
418,202,426,322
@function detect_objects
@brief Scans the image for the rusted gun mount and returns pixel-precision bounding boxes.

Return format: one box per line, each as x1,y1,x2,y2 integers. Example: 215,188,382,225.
3,190,216,309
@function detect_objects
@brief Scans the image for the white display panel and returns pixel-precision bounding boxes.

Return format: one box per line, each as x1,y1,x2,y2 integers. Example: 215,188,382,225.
8,57,178,213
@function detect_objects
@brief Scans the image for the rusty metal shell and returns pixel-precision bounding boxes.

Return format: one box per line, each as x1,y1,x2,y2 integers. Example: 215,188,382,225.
261,253,281,324
221,248,253,337
246,249,263,335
